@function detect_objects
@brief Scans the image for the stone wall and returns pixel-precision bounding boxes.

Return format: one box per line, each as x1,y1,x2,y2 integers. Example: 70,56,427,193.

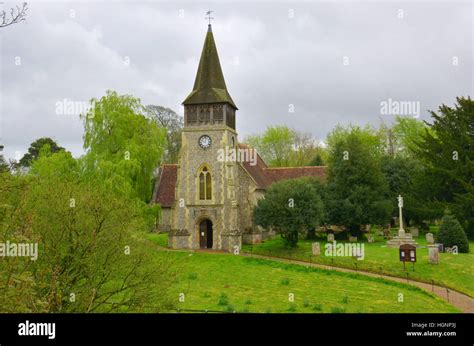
171,124,240,251
221,232,242,252
169,229,191,249
157,208,172,232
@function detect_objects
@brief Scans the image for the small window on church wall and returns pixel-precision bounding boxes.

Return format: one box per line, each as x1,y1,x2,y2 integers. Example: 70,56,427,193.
199,173,205,200
199,166,212,200
206,172,212,199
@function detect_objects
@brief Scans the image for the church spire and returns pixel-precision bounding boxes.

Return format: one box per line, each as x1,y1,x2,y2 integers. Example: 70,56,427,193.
182,23,237,109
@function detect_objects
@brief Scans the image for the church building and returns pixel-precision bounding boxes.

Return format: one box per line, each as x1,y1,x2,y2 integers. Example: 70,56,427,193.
154,23,326,252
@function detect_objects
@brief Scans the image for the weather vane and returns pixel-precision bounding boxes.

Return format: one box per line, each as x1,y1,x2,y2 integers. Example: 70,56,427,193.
205,10,214,25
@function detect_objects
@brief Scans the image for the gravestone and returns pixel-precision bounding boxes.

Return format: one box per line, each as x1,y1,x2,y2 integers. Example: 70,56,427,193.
312,242,320,255
349,236,357,242
428,245,439,264
327,233,335,242
410,228,419,237
367,235,374,243
383,228,391,239
326,243,333,253
426,233,434,244
435,243,444,253
445,246,458,254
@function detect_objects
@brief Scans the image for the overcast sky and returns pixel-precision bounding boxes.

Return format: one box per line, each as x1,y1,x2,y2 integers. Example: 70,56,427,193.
1,1,472,160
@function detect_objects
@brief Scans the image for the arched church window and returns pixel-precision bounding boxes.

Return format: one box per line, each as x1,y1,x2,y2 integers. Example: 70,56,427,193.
199,166,212,200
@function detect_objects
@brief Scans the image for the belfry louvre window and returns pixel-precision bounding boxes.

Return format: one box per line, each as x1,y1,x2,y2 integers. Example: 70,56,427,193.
199,167,212,200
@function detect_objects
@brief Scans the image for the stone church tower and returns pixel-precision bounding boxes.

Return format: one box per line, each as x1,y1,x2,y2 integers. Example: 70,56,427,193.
154,24,327,252
169,23,241,251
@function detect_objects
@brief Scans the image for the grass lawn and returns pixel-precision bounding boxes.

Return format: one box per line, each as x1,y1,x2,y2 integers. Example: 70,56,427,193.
242,231,474,298
147,235,458,313
148,233,169,247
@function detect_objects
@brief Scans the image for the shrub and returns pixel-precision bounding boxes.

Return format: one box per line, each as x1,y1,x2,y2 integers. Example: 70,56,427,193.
288,303,297,312
226,305,235,313
312,303,323,311
303,298,310,307
331,306,346,313
218,293,229,306
342,295,349,304
436,210,469,253
280,278,290,285
188,272,198,280
244,299,252,305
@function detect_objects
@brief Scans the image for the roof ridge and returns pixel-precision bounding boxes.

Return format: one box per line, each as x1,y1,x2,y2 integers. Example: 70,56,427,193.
264,166,328,170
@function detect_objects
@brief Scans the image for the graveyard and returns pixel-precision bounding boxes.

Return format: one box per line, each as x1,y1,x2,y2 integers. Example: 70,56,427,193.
242,228,474,298
146,234,459,313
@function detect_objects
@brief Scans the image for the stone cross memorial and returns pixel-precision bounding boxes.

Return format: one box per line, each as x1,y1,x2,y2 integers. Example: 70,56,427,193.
386,195,416,247
397,195,405,236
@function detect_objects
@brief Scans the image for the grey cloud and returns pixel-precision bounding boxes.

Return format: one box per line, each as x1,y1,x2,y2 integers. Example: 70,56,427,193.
1,1,471,159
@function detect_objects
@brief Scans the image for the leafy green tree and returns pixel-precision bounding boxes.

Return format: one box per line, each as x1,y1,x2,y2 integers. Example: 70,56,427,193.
309,153,324,166
327,124,385,159
246,126,295,167
0,171,38,312
81,91,166,202
392,116,428,156
246,127,326,167
381,155,427,226
146,105,183,164
436,209,469,253
253,178,325,247
0,154,9,172
325,125,391,237
413,97,474,238
18,137,64,167
0,152,176,312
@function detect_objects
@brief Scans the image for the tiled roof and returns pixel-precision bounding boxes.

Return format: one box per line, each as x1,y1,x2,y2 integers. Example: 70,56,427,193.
154,164,177,208
238,143,271,188
238,143,327,189
264,166,327,186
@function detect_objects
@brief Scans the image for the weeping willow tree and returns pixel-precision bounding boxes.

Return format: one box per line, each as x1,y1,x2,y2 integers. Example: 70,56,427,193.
81,91,167,202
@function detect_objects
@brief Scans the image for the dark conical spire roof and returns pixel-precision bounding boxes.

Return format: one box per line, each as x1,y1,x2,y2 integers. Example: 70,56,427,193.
182,24,237,109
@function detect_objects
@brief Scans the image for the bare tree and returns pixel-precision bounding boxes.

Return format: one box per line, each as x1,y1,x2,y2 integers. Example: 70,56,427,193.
146,105,183,164
0,2,28,29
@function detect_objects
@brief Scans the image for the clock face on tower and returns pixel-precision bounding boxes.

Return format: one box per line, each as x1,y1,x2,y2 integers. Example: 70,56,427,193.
198,135,212,149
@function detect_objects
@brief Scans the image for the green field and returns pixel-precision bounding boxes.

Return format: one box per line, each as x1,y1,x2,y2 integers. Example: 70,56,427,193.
242,232,474,298
147,234,458,313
